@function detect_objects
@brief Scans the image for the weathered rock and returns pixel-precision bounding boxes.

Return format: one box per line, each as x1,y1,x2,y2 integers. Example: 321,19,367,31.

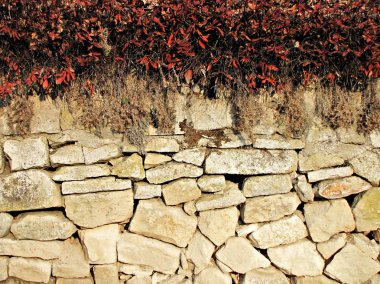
9,257,51,283
129,198,197,247
242,192,301,223
119,263,153,277
50,145,84,166
195,187,246,211
307,166,353,183
268,239,324,276
52,164,110,181
79,224,119,264
0,257,8,281
367,274,380,284
127,276,151,284
347,233,380,260
30,98,61,134
93,264,119,284
198,207,239,246
298,152,345,172
352,187,380,231
144,153,171,169
236,223,261,237
293,275,339,284
370,130,380,148
295,175,314,202
0,149,4,175
0,238,63,259
186,231,215,271
52,238,90,278
242,174,293,197
199,130,252,149
64,190,133,228
251,136,305,149
134,182,161,199
83,144,122,164
56,277,94,284
0,213,13,237
62,177,131,194
350,150,380,186
162,178,201,205
0,170,63,212
316,233,347,259
305,126,337,143
11,211,76,241
172,148,206,166
111,154,145,181
3,137,50,171
241,266,289,284
193,265,232,284
216,237,270,274
205,149,298,175
117,232,181,274
183,201,197,216
336,127,366,144
304,199,355,242
145,138,180,152
197,175,225,193
146,162,203,184
317,176,371,199
325,244,380,284
249,215,308,249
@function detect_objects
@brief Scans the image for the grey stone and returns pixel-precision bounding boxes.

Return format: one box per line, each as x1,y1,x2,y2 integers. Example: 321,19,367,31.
162,178,201,205
0,213,13,237
146,162,203,184
62,177,131,194
317,176,372,199
173,148,206,166
50,145,84,166
242,174,293,197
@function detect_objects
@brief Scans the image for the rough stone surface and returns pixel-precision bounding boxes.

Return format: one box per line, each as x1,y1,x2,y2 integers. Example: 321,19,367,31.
64,190,133,228
198,207,239,246
293,275,339,284
144,153,171,169
52,164,110,181
193,265,232,284
52,238,90,278
11,211,77,240
197,175,225,193
50,145,84,166
0,213,13,237
370,130,380,148
186,231,215,271
317,176,372,199
4,137,50,170
242,174,292,197
119,263,153,277
117,232,181,274
162,178,201,205
304,199,355,242
93,264,119,284
129,198,197,247
111,154,145,181
30,98,61,134
0,238,63,259
83,144,122,164
215,237,270,273
236,223,261,237
336,127,366,144
325,244,380,284
316,233,347,259
56,277,94,284
205,149,298,175
0,149,5,175
350,150,380,185
172,148,206,166
79,224,119,264
352,187,380,231
9,257,51,283
295,175,314,202
251,136,305,149
145,138,180,152
242,192,301,223
195,187,246,211
267,239,325,277
241,266,289,284
0,170,63,212
307,166,353,183
249,215,308,249
298,152,345,172
0,257,8,281
62,177,131,194
134,182,161,199
347,233,380,260
146,162,203,184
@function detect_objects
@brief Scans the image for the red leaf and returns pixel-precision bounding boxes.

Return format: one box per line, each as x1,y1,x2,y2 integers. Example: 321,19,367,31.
198,40,206,49
167,34,174,47
184,69,193,84
42,79,49,89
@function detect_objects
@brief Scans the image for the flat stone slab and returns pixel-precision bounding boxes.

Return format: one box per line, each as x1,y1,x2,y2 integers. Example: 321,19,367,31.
317,176,372,199
197,175,225,193
50,145,84,166
62,177,132,194
134,182,161,199
162,178,201,205
352,187,380,232
186,231,215,271
241,266,289,284
83,144,122,164
145,138,180,152
195,187,246,211
349,150,380,186
172,148,206,166
9,257,52,283
251,136,305,149
146,162,203,184
144,153,171,169
205,149,298,175
193,265,232,284
111,154,145,181
0,238,63,259
242,174,293,197
52,164,110,181
307,166,353,183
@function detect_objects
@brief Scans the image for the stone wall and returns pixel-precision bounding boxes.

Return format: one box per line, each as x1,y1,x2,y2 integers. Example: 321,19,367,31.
0,96,379,284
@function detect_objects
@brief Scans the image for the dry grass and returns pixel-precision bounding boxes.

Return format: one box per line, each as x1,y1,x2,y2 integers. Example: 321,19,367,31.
8,92,33,135
357,82,380,134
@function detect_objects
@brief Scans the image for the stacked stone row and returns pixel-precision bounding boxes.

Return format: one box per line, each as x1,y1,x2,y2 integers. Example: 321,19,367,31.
0,126,379,284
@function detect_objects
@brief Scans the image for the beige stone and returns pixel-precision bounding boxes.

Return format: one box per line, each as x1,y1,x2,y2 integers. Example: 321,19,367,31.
0,170,63,212
242,192,301,223
146,162,203,184
307,166,353,183
242,174,293,197
172,148,206,166
93,264,119,284
325,244,380,284
145,138,180,152
195,187,246,211
162,178,201,205
62,177,131,194
50,145,84,166
83,144,122,164
304,199,355,242
347,234,380,260
316,233,347,259
52,238,90,278
183,201,197,216
0,256,8,281
197,175,225,193
127,276,151,284
317,176,371,199
64,190,133,228
186,231,215,271
352,187,380,231
56,277,94,284
117,232,181,274
52,164,110,181
293,275,339,284
4,137,50,170
267,239,325,276
129,198,197,247
350,150,380,186
0,113,12,136
198,207,239,246
298,152,345,172
367,274,380,284
295,175,314,202
251,136,304,149
236,223,261,237
0,149,4,175
241,266,289,284
193,265,232,284
370,130,380,148
11,211,76,241
249,215,308,249
111,154,145,181
336,127,366,144
205,149,298,175
30,98,61,134
0,238,63,259
9,257,51,283
0,213,13,238
199,130,252,149
305,126,337,143
119,263,153,276
134,182,161,199
144,153,171,169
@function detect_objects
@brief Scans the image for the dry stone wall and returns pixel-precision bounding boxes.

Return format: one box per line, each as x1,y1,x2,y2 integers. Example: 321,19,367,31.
0,97,379,284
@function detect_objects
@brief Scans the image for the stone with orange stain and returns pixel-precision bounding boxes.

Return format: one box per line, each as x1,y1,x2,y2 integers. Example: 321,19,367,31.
317,176,371,199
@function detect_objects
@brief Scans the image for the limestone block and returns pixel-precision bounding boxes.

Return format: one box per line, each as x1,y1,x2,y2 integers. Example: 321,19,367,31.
93,264,119,284
251,136,305,149
0,238,63,259
298,152,345,172
307,166,353,183
242,174,293,197
145,138,180,152
295,175,314,202
193,265,232,284
370,130,380,148
0,256,8,281
56,277,94,284
8,257,51,283
293,275,339,284
144,153,171,169
146,162,203,184
134,182,161,199
316,233,347,259
236,223,261,237
197,175,225,193
186,231,215,271
347,234,380,260
172,148,206,166
317,176,371,199
195,187,246,211
162,178,201,205
119,264,153,277
240,266,289,284
62,177,131,194
0,213,13,238
3,137,50,170
111,153,145,181
350,150,380,186
52,164,110,181
50,145,84,166
352,187,380,231
83,144,122,164
30,98,61,134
